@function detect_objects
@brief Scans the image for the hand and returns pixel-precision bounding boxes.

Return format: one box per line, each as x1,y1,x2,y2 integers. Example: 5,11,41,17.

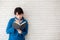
14,20,20,25
17,29,22,34
15,20,20,24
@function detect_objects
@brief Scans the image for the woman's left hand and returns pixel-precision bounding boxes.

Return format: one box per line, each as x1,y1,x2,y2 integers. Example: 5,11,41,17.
17,29,22,34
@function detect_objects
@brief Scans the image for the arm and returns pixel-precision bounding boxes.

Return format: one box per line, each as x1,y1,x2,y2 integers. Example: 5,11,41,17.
6,18,14,34
16,20,28,36
21,21,28,36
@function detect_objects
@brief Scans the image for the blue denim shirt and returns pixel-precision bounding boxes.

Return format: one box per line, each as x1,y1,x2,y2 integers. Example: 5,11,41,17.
6,17,28,40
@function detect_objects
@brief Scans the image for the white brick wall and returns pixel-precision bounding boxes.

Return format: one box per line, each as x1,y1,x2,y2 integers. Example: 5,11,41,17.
0,0,60,40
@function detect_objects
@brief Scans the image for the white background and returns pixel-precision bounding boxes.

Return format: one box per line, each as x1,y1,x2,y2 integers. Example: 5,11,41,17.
0,0,60,40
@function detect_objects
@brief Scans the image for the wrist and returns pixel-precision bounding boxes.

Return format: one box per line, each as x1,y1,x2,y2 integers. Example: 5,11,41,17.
17,29,22,34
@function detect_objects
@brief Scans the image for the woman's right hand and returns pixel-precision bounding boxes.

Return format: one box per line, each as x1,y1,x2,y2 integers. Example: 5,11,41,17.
15,20,20,24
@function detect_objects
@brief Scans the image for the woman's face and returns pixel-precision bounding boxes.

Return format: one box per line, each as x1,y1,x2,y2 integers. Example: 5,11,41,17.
15,12,23,20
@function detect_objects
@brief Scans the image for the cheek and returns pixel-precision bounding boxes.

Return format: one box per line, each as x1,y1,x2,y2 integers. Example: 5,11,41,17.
19,15,23,18
19,16,22,19
16,15,23,19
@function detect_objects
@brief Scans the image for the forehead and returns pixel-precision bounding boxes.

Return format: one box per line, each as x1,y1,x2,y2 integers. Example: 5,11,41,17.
16,12,23,15
16,14,23,16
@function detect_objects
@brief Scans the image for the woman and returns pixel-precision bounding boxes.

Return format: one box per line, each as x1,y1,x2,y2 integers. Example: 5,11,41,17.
6,7,28,40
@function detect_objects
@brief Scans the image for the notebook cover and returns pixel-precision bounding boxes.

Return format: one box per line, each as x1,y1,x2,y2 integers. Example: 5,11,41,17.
12,22,26,30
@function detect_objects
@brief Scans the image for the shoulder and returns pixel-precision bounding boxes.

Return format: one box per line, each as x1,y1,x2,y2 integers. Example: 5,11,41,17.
9,17,15,20
23,18,28,23
8,17,15,23
23,18,28,26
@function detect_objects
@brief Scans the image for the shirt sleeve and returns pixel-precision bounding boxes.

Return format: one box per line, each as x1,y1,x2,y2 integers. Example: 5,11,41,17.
6,18,14,34
21,21,28,37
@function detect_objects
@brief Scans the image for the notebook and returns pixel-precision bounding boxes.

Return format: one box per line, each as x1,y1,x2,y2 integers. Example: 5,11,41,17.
12,21,26,30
